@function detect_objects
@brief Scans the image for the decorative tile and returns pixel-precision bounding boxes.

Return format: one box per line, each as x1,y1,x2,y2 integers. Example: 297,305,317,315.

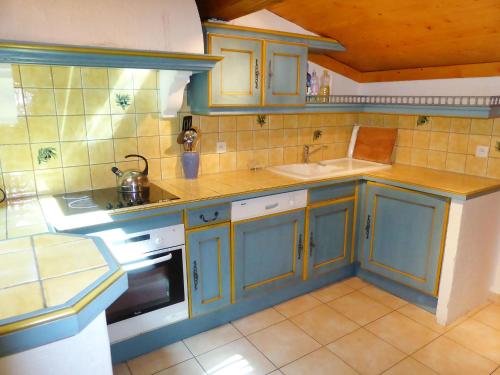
197,337,275,375
183,324,242,356
329,291,391,325
127,341,193,375
413,336,496,375
31,143,61,170
358,285,408,309
274,294,322,318
291,305,359,345
366,311,439,354
0,282,44,320
0,249,37,288
247,320,321,367
232,308,285,336
327,328,405,375
281,348,358,375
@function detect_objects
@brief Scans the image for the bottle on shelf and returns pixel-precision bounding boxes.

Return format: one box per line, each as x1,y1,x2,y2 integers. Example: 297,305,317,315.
311,71,319,96
319,70,331,103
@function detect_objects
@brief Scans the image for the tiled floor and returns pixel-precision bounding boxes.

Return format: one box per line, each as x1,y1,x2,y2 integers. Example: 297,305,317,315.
113,277,500,375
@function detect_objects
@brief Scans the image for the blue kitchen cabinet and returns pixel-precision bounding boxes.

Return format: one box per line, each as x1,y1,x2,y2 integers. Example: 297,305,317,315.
264,41,307,106
208,34,263,107
307,199,355,278
232,209,305,301
187,223,231,317
360,182,449,296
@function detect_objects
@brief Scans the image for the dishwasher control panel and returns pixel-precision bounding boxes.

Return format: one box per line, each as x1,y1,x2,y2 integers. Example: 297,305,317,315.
231,190,307,222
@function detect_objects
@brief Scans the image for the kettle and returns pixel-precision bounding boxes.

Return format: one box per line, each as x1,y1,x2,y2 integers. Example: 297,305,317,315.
111,154,150,193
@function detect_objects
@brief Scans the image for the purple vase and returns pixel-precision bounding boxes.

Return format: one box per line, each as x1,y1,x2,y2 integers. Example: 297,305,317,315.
182,152,199,179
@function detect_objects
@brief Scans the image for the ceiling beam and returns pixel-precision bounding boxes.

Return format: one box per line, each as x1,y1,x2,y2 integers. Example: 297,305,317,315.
195,0,284,21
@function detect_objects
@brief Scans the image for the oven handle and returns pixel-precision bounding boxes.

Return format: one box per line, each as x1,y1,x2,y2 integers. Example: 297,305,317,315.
123,253,173,271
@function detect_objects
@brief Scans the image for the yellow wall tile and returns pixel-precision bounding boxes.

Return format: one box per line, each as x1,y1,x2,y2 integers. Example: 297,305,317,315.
201,154,219,174
254,130,269,149
297,114,312,128
283,114,298,129
90,163,116,189
112,115,136,138
82,89,110,115
27,116,59,143
445,153,466,173
429,132,449,151
411,149,428,167
159,135,180,157
493,118,500,136
253,149,269,167
269,129,284,148
268,148,284,166
412,131,430,149
450,118,471,133
200,133,218,154
427,150,447,170
395,147,411,164
298,128,313,145
0,145,33,172
161,157,182,179
218,132,236,152
88,140,114,164
396,129,413,147
486,158,500,179
54,89,84,116
23,88,56,116
219,152,236,172
58,116,87,141
147,158,162,180
85,115,112,140
0,117,29,144
448,133,469,154
283,146,299,164
134,90,158,113
110,90,135,114
3,171,36,197
431,117,451,132
15,88,25,116
236,116,254,131
113,138,138,162
237,131,254,151
236,150,253,170
108,68,134,89
159,117,179,135
490,137,500,158
31,143,61,170
269,115,284,130
283,128,298,146
465,155,487,176
136,113,159,136
34,168,65,194
63,166,91,192
133,69,157,89
398,115,416,129
81,67,108,88
200,116,219,133
11,64,22,87
60,141,89,167
19,65,52,88
137,136,160,158
468,135,491,155
51,66,81,88
470,119,493,135
218,116,237,132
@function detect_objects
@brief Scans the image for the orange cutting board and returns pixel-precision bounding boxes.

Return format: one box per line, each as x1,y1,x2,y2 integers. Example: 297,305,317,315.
353,127,397,164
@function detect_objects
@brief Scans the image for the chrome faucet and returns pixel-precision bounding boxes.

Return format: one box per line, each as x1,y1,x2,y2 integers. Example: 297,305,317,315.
303,144,327,163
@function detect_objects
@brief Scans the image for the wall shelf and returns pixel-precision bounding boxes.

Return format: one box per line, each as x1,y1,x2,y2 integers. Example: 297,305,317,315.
0,41,223,72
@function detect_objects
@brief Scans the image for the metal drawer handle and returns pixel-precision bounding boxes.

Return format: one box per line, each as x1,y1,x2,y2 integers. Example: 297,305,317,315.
310,231,315,256
255,58,259,89
267,60,272,89
265,202,279,210
298,234,303,259
193,260,199,291
365,214,371,239
200,211,219,223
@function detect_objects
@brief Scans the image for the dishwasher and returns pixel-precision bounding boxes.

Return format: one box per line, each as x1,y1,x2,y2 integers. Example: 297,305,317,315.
231,190,307,301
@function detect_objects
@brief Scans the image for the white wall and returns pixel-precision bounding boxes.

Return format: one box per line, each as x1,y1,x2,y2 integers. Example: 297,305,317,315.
232,10,500,97
0,0,204,54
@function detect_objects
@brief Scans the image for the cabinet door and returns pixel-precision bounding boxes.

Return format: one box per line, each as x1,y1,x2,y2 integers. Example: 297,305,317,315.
187,224,231,317
264,41,307,106
208,35,262,106
307,199,354,278
233,210,305,301
361,182,449,295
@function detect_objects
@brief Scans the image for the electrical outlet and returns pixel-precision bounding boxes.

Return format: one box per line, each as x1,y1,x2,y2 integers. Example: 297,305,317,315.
475,145,489,158
216,141,227,154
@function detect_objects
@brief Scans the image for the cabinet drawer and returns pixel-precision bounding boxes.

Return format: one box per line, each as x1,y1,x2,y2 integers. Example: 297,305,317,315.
186,204,230,228
308,182,356,204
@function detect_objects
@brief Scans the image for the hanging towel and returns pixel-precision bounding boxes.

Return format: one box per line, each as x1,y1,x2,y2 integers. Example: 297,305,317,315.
158,70,192,118
0,64,17,124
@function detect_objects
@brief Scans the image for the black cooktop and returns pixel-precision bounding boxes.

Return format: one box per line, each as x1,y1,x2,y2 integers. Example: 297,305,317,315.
53,184,179,216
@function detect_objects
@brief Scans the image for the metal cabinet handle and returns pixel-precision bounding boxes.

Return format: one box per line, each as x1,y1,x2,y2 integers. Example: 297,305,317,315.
255,58,259,89
298,233,303,259
193,260,199,291
309,231,315,256
265,202,279,210
267,60,272,89
200,211,219,223
365,215,371,239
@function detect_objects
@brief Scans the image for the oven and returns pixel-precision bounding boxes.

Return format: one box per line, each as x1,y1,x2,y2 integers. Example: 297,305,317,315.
88,224,188,343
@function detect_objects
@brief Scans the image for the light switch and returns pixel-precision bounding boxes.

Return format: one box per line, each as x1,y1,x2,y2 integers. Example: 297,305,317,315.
475,145,489,158
216,141,227,153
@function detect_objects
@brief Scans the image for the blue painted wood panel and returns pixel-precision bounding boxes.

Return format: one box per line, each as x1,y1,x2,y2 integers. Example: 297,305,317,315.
361,183,448,295
307,200,354,278
308,182,356,204
187,224,231,317
233,210,305,301
186,203,230,228
209,35,263,106
264,42,307,106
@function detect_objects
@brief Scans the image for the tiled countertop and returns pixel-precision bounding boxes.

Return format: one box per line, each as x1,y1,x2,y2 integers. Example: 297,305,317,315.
0,233,127,356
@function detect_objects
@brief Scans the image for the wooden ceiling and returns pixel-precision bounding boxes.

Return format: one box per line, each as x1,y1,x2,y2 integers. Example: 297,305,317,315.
196,0,500,82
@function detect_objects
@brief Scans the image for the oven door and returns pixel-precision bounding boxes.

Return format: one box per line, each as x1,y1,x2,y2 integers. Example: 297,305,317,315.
106,247,185,325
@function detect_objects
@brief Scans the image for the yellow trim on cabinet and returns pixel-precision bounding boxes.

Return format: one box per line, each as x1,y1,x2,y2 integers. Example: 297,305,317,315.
350,182,359,263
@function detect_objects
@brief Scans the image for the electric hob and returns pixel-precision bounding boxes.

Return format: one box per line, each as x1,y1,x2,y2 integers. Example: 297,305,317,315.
52,184,179,216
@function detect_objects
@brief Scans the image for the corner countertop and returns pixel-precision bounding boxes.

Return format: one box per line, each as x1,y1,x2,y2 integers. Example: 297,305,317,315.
0,233,127,356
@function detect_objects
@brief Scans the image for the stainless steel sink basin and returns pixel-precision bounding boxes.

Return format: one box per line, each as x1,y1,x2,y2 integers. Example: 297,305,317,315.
268,158,391,180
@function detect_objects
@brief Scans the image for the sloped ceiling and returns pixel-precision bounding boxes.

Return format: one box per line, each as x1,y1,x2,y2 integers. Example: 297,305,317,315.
196,0,500,82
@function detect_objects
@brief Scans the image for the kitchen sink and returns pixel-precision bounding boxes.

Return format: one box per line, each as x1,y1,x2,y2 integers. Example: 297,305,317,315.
268,158,391,180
